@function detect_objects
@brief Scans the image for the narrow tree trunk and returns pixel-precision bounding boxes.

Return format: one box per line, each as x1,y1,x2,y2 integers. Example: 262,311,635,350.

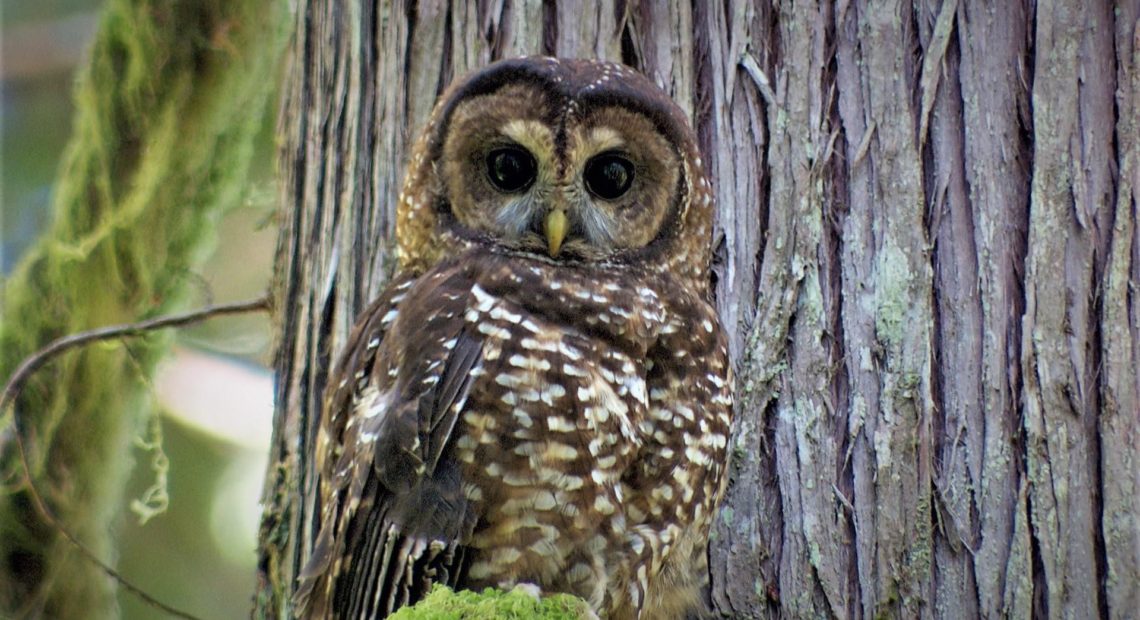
0,1,287,617
260,1,1140,617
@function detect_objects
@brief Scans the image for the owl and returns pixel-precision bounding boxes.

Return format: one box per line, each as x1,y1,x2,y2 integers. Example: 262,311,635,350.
294,57,732,619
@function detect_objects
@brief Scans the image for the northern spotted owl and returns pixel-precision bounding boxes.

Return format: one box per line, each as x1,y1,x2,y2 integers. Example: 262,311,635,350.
295,57,732,619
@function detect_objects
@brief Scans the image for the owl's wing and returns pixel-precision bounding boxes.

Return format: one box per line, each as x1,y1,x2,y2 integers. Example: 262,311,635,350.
295,266,485,618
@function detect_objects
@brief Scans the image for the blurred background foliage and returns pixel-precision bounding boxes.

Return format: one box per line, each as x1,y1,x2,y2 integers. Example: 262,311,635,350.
2,1,278,616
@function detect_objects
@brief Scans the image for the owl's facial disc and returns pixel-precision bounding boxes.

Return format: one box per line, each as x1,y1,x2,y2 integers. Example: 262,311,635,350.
439,85,681,261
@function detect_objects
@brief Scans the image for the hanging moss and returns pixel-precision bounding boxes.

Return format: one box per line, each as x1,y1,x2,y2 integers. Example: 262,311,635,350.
0,1,289,617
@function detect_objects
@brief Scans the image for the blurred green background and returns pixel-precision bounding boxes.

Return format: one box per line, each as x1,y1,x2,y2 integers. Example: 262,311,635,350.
3,1,278,617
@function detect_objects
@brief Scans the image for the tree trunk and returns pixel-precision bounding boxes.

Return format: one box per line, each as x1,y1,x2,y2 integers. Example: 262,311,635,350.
0,1,287,617
260,1,1139,618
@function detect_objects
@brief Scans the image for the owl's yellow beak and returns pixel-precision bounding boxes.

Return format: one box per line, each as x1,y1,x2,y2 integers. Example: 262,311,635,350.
544,208,568,257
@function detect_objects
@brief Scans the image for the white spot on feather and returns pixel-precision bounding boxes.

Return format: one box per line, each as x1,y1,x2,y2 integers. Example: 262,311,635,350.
471,284,496,311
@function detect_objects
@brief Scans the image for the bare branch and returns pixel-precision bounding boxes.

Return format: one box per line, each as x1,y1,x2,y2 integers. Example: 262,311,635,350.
2,296,271,620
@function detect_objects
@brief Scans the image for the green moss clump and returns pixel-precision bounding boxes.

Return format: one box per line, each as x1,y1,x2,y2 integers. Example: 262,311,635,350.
389,585,594,620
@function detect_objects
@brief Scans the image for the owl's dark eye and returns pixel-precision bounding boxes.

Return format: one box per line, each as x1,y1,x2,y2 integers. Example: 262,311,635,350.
486,147,537,192
584,153,635,200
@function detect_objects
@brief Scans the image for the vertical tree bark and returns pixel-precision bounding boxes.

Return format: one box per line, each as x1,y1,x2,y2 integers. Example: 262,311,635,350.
939,3,1036,616
1103,4,1140,613
0,1,287,617
260,1,1139,617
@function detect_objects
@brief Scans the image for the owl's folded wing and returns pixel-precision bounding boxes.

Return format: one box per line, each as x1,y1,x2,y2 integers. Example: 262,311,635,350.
296,265,484,618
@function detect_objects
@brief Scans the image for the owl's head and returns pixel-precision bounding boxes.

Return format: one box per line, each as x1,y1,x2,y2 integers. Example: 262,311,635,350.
397,58,715,289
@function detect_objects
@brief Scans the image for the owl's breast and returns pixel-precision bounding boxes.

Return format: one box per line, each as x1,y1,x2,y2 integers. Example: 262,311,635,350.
368,248,723,616
403,252,670,607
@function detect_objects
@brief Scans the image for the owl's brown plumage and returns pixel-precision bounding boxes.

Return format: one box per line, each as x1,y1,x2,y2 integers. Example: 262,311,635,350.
295,57,731,619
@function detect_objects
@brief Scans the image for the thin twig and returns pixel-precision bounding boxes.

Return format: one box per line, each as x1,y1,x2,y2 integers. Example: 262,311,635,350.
2,296,271,620
2,297,270,412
